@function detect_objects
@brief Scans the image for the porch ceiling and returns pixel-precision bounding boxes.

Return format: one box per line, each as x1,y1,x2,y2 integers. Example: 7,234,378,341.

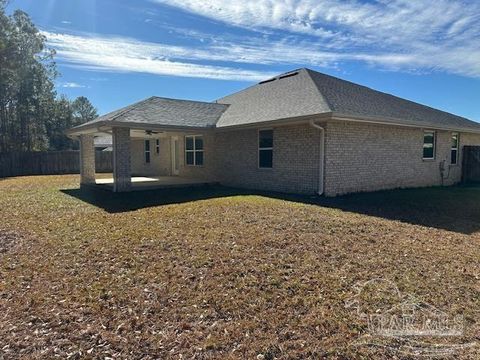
69,125,210,140
67,123,212,139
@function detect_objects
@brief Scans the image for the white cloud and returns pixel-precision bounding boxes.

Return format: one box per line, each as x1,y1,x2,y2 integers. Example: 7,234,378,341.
153,0,480,78
43,28,480,81
61,82,86,88
154,0,479,43
42,0,480,80
42,31,414,75
44,32,277,81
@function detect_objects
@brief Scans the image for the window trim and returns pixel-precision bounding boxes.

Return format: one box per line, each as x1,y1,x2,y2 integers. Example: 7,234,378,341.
185,135,204,167
422,130,436,160
155,139,160,155
451,132,459,165
144,139,151,164
258,128,273,169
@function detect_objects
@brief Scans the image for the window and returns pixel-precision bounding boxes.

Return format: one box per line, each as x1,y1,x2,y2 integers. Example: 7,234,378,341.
185,135,203,166
423,131,435,160
155,139,160,155
145,140,151,163
451,133,459,165
144,140,151,164
259,129,273,168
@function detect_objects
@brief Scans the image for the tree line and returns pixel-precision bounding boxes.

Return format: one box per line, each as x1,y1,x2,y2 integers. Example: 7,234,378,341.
0,0,97,152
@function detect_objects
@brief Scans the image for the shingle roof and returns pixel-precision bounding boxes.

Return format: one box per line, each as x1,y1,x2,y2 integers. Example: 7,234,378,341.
215,69,330,127
70,96,228,132
216,68,480,132
306,69,480,131
69,68,480,135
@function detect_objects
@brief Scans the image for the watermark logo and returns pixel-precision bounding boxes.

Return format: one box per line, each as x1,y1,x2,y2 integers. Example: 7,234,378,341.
345,278,476,357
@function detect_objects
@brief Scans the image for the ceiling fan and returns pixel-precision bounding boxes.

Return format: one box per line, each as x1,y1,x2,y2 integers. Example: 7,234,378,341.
145,130,162,136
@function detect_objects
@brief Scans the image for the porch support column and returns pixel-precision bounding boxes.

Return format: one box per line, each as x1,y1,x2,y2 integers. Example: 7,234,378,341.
112,127,131,192
79,134,95,186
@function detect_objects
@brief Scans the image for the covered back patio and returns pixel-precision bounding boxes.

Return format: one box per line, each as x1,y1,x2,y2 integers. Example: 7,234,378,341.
72,126,217,192
66,97,225,192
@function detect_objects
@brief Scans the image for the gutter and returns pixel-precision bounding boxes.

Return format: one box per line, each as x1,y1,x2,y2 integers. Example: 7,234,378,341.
309,120,325,196
214,113,333,132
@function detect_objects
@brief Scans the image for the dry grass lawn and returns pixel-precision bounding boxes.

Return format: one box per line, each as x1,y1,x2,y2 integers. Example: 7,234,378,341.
0,175,479,359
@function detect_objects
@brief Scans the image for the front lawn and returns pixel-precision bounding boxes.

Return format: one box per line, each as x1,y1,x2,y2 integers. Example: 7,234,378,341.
0,175,479,359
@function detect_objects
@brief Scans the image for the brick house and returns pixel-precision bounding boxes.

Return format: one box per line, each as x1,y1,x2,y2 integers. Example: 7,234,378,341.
67,68,480,196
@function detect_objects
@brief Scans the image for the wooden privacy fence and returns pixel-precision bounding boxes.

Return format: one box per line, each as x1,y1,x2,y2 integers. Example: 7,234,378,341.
462,146,480,183
0,151,112,178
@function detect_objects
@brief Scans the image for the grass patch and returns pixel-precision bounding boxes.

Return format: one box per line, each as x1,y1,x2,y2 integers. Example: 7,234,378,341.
0,175,479,359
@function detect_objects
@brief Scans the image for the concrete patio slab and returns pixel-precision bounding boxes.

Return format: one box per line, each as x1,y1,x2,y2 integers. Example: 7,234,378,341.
91,176,217,191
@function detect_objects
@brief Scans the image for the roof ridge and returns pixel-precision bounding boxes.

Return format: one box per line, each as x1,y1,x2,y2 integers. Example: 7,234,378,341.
303,68,334,112
146,96,229,126
217,68,317,104
150,96,226,106
110,96,157,122
216,70,290,103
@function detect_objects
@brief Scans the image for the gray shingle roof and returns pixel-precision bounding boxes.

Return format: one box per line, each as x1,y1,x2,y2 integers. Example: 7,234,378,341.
215,69,330,127
71,96,228,132
306,69,480,131
70,68,480,134
216,68,480,132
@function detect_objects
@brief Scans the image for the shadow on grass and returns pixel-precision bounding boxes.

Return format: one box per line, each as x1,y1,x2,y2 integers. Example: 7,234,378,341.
61,184,480,234
61,186,246,212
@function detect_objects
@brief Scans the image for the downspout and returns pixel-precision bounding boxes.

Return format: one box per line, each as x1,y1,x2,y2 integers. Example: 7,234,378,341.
309,120,325,196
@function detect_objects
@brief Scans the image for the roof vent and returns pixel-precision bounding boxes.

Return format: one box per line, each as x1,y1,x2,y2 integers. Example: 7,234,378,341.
259,71,299,84
279,71,299,80
258,78,277,85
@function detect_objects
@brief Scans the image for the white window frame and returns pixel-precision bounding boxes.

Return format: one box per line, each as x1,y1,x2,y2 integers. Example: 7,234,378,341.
258,129,273,169
422,130,436,160
185,135,204,166
451,132,459,165
144,139,151,164
155,139,160,155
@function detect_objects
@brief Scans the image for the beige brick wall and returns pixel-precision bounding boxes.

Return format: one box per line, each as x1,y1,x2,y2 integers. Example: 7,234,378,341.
112,127,132,192
178,132,216,181
214,123,322,194
125,120,480,196
130,131,216,181
79,134,95,185
324,120,480,196
131,138,170,176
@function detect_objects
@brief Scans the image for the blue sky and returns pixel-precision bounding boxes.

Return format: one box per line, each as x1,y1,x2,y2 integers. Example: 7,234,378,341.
6,0,480,120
